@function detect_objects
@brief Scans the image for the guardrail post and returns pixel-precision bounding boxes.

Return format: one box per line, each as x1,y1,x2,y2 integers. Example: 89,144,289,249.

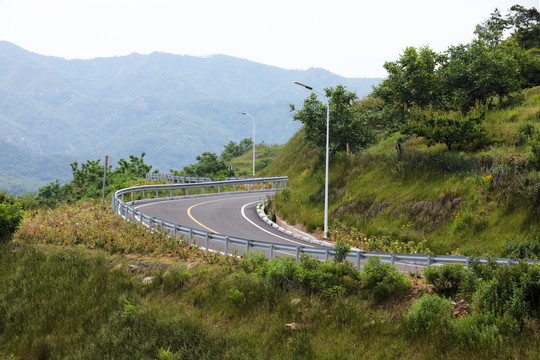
218,185,221,193
130,191,134,202
295,246,301,261
188,228,192,244
426,255,432,267
121,193,124,202
206,232,209,253
150,217,154,227
356,251,362,268
325,249,329,263
234,184,237,192
170,189,172,197
225,236,229,257
391,253,395,265
155,190,159,198
142,190,145,199
202,185,205,195
246,241,251,256
174,224,178,238
270,243,274,259
466,257,471,268
186,189,188,196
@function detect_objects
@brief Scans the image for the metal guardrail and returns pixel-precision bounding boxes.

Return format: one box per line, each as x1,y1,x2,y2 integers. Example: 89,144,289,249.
113,176,539,269
146,172,254,184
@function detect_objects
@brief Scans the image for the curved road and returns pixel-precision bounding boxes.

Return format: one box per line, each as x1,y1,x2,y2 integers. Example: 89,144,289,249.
133,190,317,248
131,190,423,271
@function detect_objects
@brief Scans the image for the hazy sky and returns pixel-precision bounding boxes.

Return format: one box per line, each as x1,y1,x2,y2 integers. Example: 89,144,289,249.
1,0,538,78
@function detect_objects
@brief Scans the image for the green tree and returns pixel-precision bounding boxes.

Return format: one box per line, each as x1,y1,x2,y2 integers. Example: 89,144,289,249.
182,152,230,178
474,8,510,47
372,46,443,108
220,139,253,161
114,152,152,178
37,179,66,208
290,85,375,153
402,103,487,151
439,40,521,110
507,5,540,50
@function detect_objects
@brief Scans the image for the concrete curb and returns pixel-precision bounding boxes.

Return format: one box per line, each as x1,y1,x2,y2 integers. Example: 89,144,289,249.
256,202,336,248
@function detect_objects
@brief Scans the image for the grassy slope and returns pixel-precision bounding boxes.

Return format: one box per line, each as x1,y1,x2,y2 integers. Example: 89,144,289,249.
261,87,540,256
229,144,282,176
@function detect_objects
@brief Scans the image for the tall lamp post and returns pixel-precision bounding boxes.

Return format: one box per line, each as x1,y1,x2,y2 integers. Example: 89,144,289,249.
238,111,256,177
294,81,330,239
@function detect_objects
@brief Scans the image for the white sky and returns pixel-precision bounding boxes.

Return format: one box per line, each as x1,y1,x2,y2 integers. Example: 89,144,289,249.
1,0,538,78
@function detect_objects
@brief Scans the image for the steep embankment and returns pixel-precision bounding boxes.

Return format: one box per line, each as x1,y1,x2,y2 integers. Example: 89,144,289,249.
261,87,540,257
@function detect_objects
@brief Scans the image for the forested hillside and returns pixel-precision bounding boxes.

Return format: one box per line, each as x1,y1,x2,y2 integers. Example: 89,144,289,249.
263,6,540,258
0,41,381,194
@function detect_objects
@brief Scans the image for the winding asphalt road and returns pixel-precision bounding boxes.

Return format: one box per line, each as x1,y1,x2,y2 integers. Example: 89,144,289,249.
131,190,423,271
132,190,317,249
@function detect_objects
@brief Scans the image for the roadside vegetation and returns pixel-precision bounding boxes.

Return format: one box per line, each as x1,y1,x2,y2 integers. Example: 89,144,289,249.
1,5,539,359
262,6,540,258
2,205,540,359
171,138,281,178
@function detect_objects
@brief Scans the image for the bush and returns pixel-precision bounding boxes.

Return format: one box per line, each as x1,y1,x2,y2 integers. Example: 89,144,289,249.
228,289,245,308
502,235,540,259
256,254,362,296
423,263,476,297
0,202,24,242
404,294,453,337
472,262,540,325
333,240,351,264
362,257,412,303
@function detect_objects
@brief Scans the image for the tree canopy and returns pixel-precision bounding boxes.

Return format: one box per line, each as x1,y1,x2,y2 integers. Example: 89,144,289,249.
290,85,375,154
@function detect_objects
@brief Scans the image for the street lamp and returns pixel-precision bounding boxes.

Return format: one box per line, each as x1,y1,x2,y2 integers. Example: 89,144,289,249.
294,81,330,239
238,111,256,177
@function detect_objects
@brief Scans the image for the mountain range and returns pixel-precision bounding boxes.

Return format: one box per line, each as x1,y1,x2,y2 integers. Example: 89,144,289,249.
0,41,382,194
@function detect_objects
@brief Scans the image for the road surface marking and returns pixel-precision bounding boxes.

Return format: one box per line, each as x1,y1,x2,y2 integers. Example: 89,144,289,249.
187,199,222,234
241,201,314,247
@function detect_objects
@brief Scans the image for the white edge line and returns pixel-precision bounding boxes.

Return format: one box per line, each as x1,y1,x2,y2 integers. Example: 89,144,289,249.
241,201,314,247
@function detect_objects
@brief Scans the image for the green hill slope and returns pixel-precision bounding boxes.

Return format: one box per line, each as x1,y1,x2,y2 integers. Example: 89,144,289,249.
261,86,540,257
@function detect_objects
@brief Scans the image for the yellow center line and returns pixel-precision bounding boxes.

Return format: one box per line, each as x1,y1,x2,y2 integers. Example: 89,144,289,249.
187,199,222,234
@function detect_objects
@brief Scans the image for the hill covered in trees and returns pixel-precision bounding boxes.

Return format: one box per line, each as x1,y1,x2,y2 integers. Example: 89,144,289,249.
262,5,540,257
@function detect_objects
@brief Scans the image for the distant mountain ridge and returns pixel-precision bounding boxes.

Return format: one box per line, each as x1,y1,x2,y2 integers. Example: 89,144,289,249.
0,41,383,194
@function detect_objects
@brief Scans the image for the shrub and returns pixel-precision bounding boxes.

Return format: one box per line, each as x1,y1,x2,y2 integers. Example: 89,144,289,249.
404,294,453,337
502,235,540,259
0,202,24,242
472,262,540,325
333,240,351,264
228,289,245,308
423,263,476,297
362,257,412,303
